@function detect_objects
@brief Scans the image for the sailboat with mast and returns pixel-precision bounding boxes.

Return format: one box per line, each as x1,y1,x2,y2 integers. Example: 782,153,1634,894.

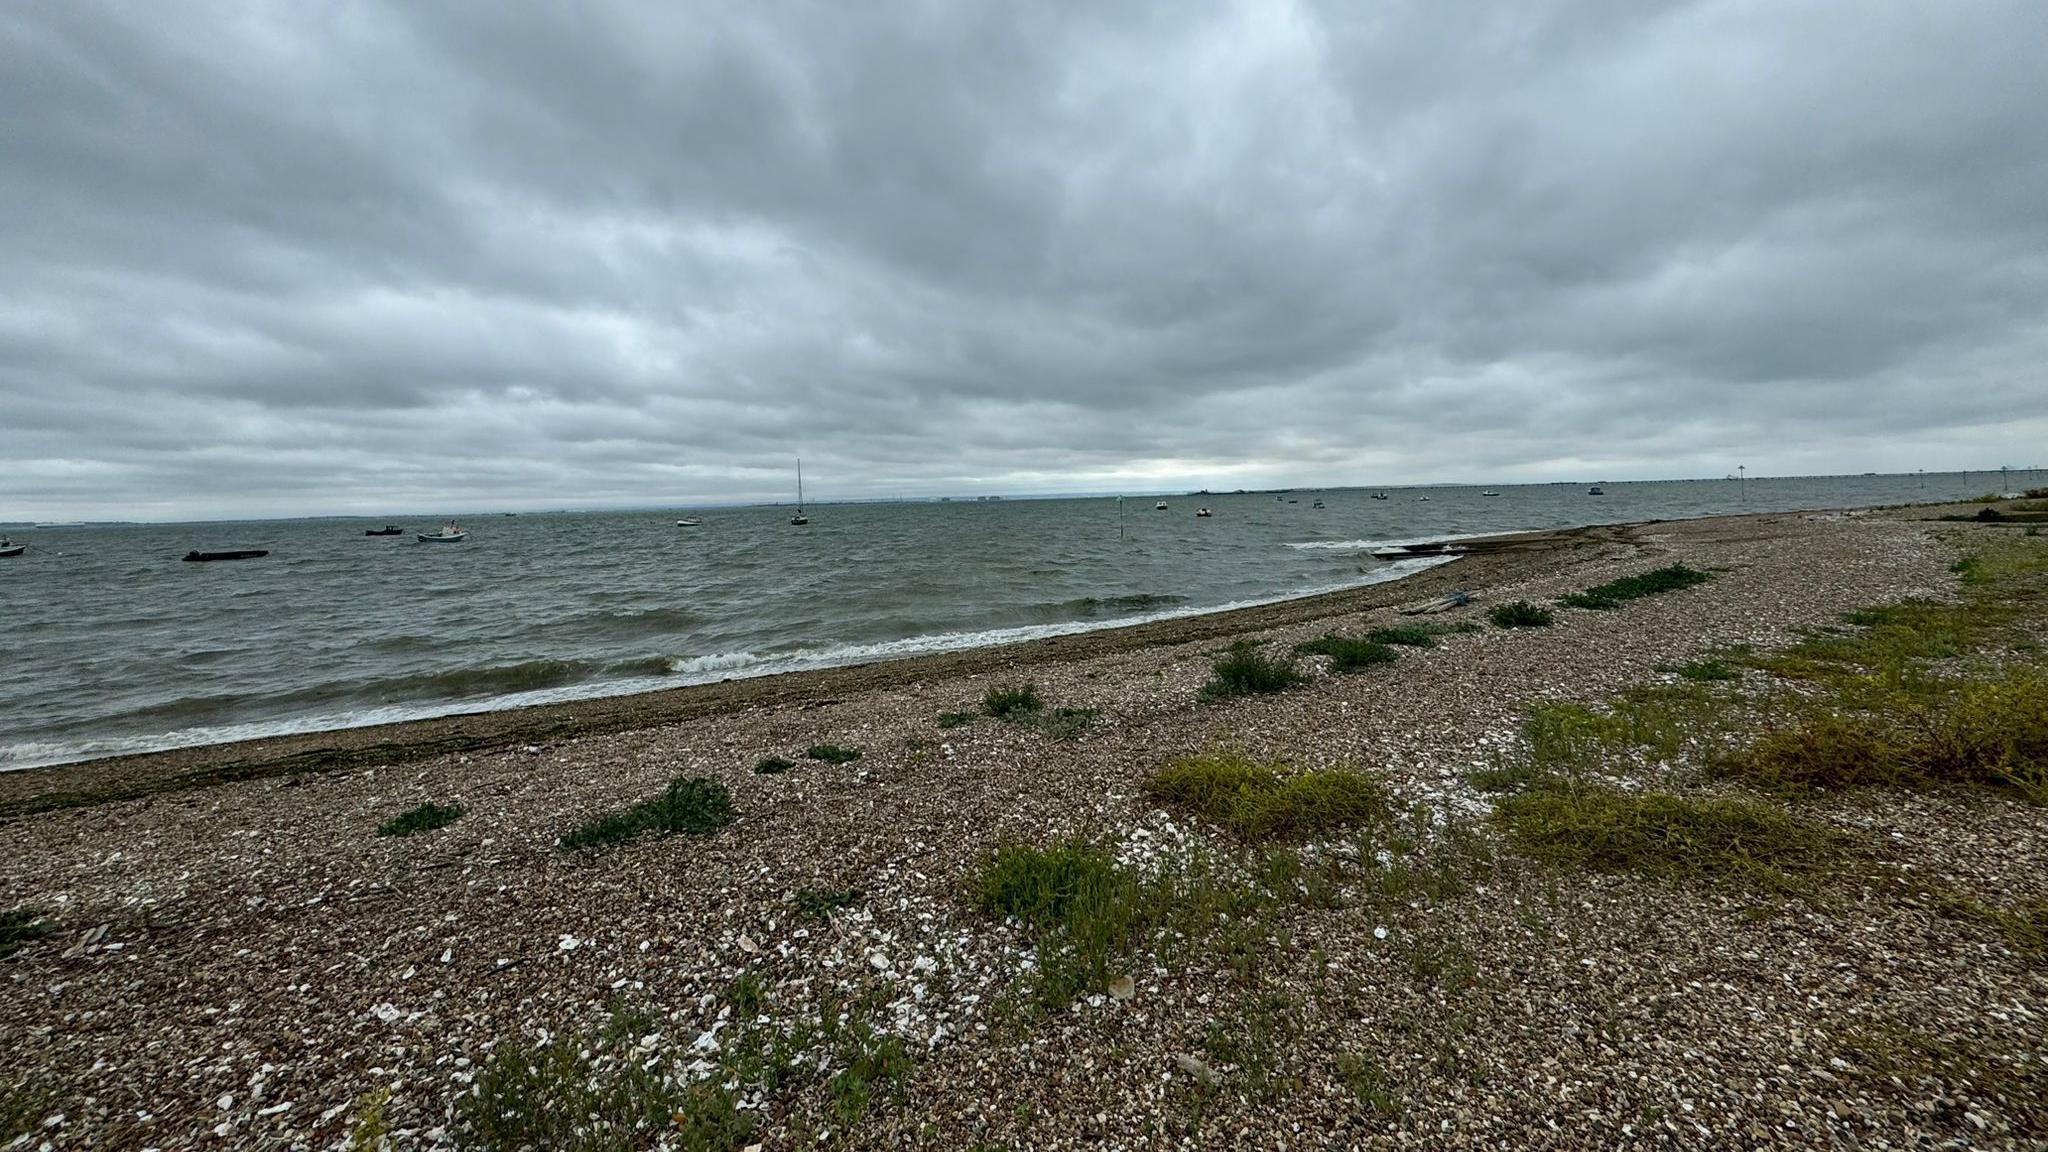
790,458,810,525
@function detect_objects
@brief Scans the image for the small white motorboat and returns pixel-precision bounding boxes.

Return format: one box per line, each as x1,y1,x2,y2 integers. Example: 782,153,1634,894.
1195,508,1212,518
1154,502,1169,511
419,523,467,543
0,537,23,558
1481,490,1501,497
676,517,703,527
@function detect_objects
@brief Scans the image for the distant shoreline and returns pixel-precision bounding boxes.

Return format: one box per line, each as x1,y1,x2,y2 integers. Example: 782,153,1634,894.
0,521,1626,815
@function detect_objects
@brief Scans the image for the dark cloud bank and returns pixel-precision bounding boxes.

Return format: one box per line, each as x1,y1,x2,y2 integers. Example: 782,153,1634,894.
3,1,2045,519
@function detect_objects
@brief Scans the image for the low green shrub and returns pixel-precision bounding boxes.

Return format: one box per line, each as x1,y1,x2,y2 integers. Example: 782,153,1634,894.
376,801,466,838
754,756,795,775
1492,785,1846,889
1559,564,1713,610
561,776,735,849
936,711,974,729
1146,752,1389,841
1489,600,1554,628
805,744,861,764
1295,635,1399,672
1366,626,1437,648
983,684,1043,719
1200,642,1308,699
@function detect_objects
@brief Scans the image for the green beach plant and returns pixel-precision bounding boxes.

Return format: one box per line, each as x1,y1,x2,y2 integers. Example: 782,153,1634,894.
1488,600,1554,628
1558,564,1713,610
1199,641,1308,699
561,775,734,849
983,683,1044,719
805,744,861,764
754,756,795,775
376,801,466,838
1145,752,1389,841
1294,634,1399,672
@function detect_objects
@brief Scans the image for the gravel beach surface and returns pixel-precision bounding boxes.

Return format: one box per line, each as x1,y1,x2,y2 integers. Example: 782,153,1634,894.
3,508,2043,1150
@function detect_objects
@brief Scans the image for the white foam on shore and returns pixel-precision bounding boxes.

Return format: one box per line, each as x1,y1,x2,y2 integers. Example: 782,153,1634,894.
1283,531,1501,552
1,555,1457,771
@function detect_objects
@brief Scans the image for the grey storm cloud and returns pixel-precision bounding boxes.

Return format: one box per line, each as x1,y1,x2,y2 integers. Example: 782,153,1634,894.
3,0,2046,519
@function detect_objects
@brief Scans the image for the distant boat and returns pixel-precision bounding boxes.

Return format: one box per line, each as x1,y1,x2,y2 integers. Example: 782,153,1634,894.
1311,500,1325,509
0,537,22,558
1370,493,1389,501
791,459,810,525
364,525,405,536
1588,486,1605,496
1481,491,1501,497
183,549,268,562
676,517,703,528
1195,508,1213,518
1154,502,1169,511
418,523,467,543
1416,495,1431,502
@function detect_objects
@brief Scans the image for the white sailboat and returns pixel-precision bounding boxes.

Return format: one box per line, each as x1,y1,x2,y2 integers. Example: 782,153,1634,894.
790,459,810,525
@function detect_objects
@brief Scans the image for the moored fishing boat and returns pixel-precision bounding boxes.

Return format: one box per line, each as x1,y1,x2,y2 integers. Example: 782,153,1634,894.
418,523,467,543
364,525,406,536
0,537,23,558
183,549,269,562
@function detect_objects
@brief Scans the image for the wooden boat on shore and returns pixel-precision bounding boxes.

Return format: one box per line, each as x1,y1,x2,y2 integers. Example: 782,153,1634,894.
183,549,269,562
364,525,405,536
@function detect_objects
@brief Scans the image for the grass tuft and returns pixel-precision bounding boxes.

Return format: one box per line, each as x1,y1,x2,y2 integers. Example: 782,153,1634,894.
1488,600,1554,628
794,887,866,922
376,801,466,838
1366,626,1438,648
1199,642,1308,699
972,838,1144,1006
1294,635,1399,672
805,744,862,764
1558,563,1713,610
983,683,1043,719
1146,752,1389,841
459,1003,752,1152
754,756,795,775
1,909,52,960
561,776,735,850
1492,784,1847,890
1670,658,1740,682
936,711,974,729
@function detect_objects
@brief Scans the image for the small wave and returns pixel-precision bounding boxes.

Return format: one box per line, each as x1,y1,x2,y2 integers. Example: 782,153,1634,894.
1283,531,1499,552
1058,592,1190,616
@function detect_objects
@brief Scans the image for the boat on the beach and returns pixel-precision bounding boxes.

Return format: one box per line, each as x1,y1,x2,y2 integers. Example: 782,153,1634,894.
0,537,23,558
183,549,269,562
790,460,810,525
418,523,467,543
364,525,405,536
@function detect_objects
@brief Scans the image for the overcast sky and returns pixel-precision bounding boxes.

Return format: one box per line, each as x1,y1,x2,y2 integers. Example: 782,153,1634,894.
4,1,2045,520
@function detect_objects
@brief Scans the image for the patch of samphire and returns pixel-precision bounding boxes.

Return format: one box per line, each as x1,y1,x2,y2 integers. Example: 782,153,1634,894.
754,756,795,775
1489,783,1850,892
561,776,735,849
980,682,1099,740
1558,563,1713,610
1146,752,1390,842
1487,600,1554,628
969,804,1485,1012
376,801,466,838
1199,641,1309,699
804,744,862,764
1293,635,1398,673
458,985,913,1151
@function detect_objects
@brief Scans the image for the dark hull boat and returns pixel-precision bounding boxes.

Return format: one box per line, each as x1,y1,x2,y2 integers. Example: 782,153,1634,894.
183,549,269,562
0,542,22,558
364,526,405,536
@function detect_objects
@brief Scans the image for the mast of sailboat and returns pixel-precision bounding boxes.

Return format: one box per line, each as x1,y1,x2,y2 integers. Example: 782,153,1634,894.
790,457,810,525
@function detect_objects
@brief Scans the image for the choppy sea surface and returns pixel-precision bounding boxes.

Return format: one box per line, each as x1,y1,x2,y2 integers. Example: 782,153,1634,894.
0,472,2008,769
